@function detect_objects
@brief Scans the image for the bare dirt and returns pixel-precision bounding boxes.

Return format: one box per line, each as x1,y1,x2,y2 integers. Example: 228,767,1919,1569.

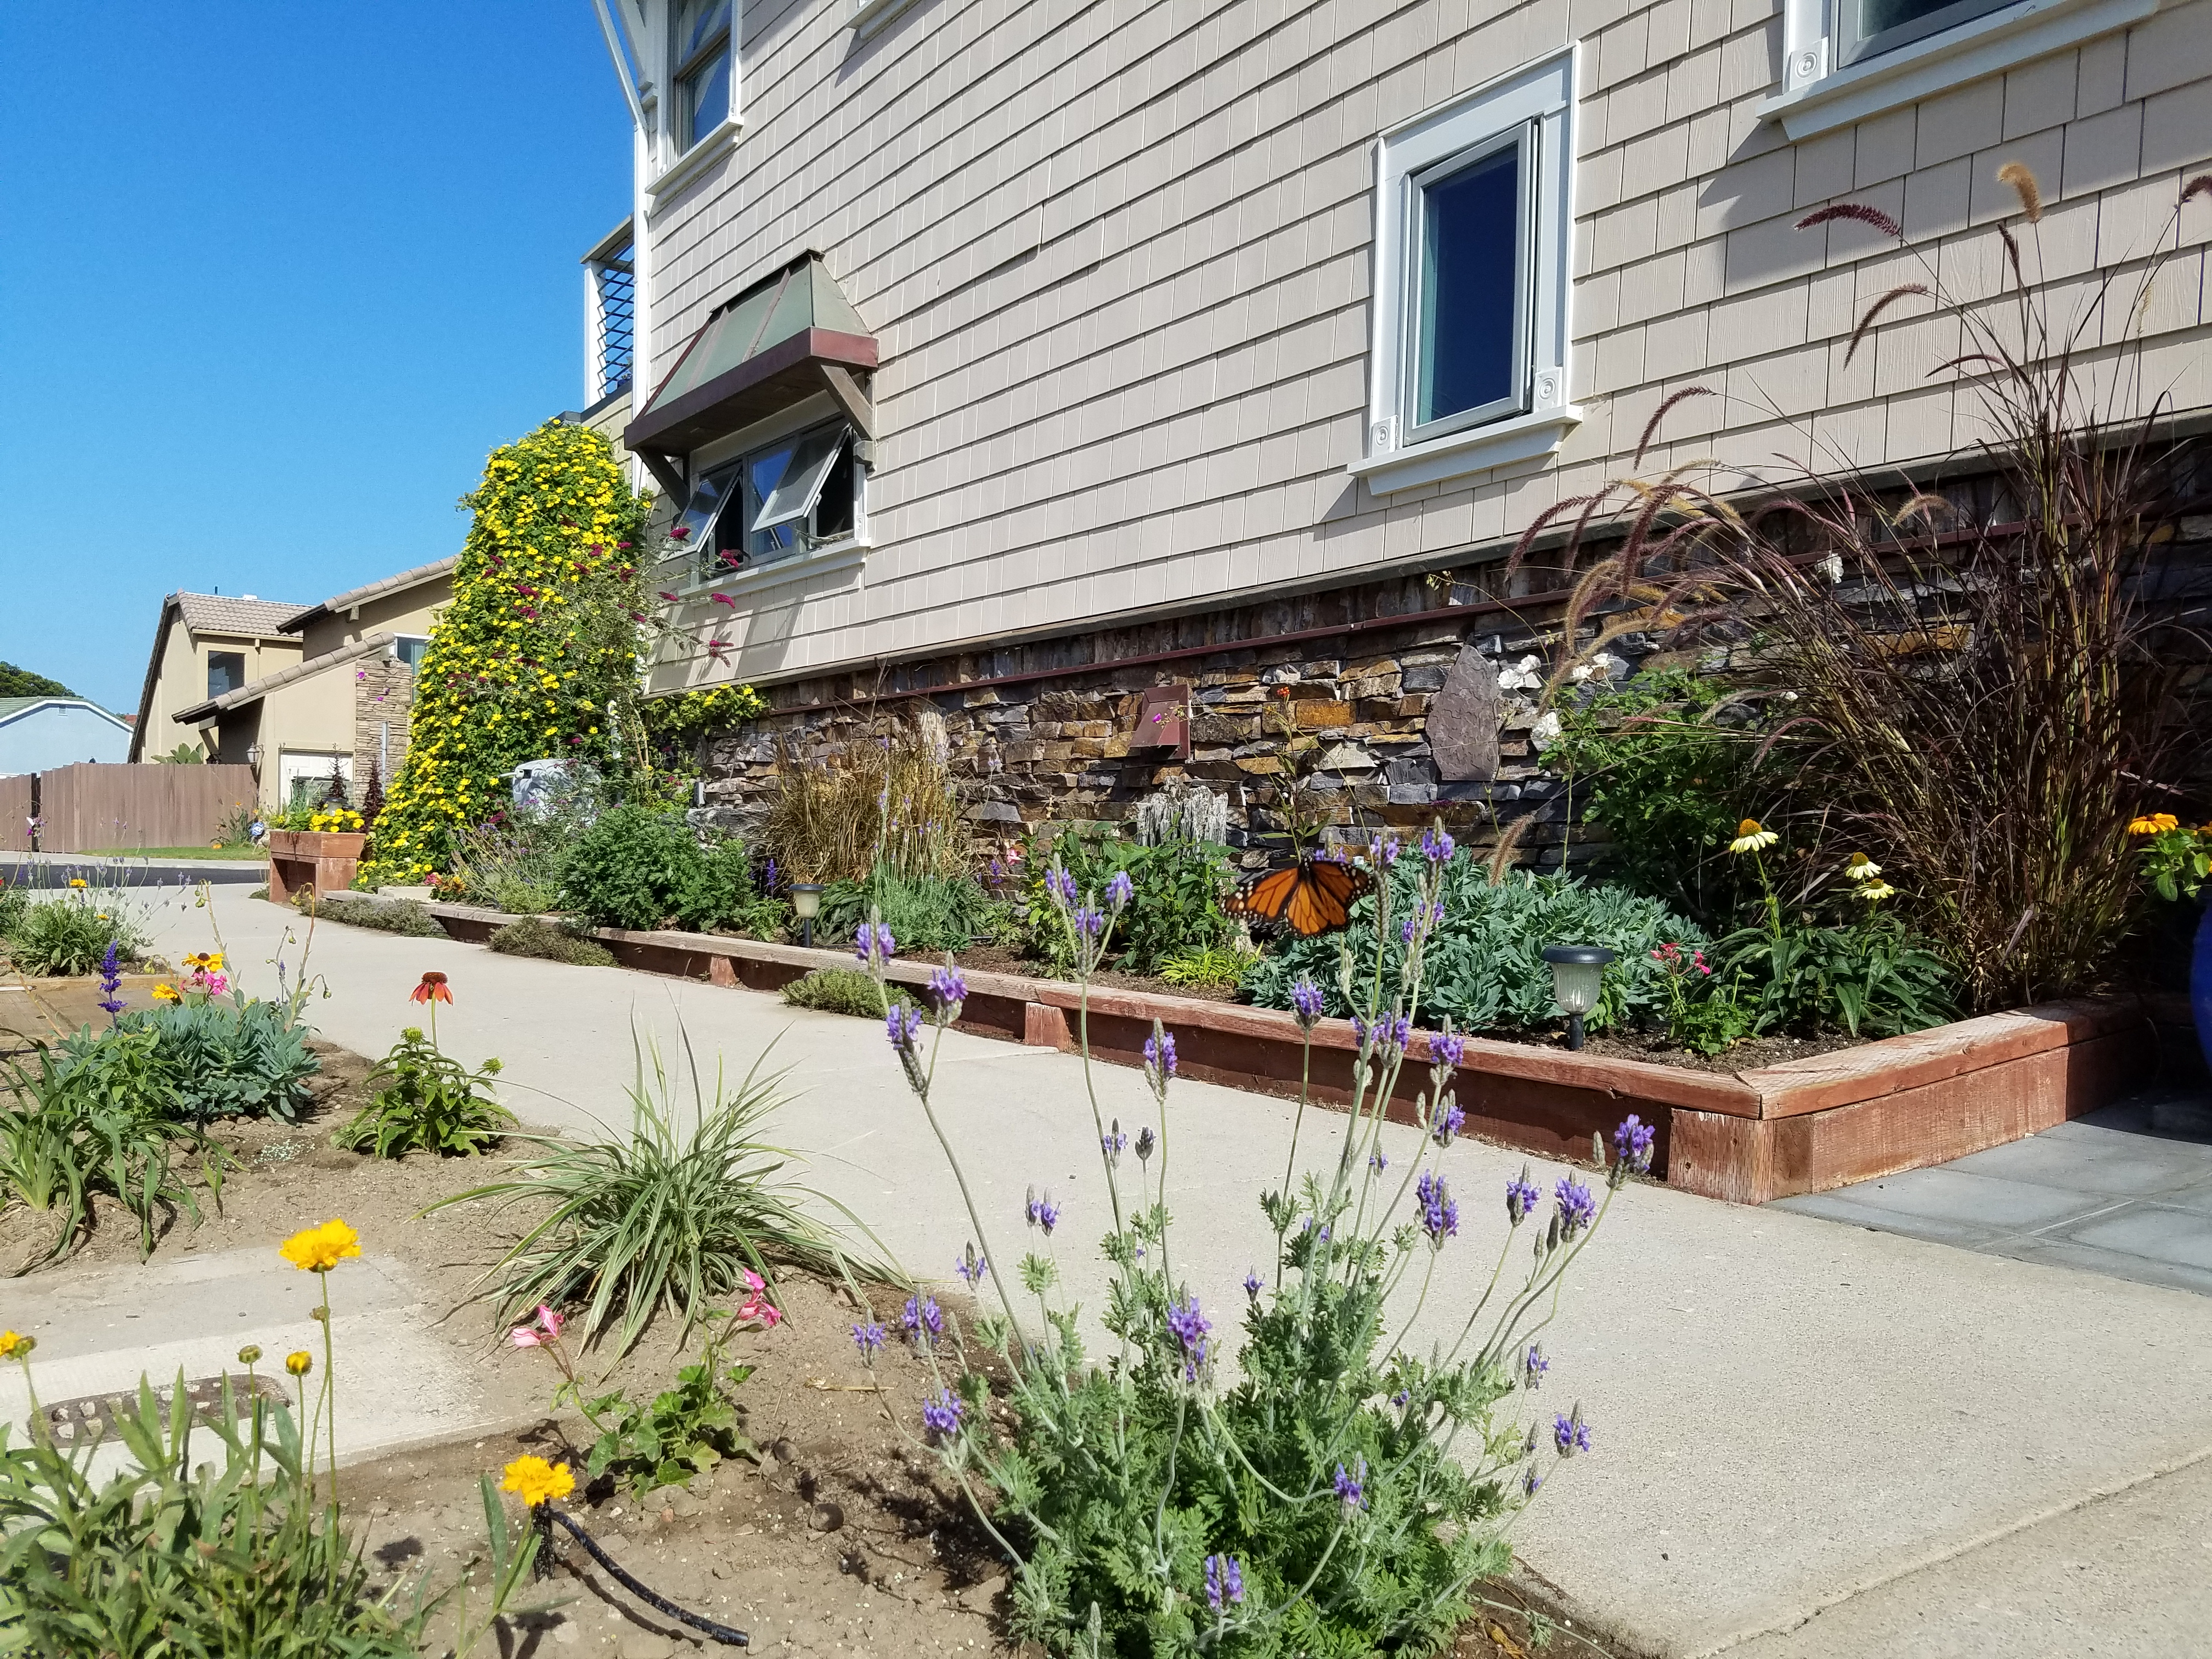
2,1036,1613,1659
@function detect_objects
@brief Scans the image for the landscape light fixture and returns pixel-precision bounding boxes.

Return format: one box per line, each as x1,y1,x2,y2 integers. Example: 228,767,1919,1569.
1541,944,1616,1052
789,883,824,948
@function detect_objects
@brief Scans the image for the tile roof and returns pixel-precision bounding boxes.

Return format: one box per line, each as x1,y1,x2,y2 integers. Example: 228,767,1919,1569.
0,695,128,726
171,592,308,638
276,556,457,634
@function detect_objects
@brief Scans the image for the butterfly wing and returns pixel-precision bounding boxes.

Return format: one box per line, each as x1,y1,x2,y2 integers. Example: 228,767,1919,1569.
1229,866,1304,923
1304,859,1373,932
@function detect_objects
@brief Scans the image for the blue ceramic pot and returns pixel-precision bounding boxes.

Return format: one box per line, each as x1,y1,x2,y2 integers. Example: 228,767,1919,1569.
2194,896,2212,1076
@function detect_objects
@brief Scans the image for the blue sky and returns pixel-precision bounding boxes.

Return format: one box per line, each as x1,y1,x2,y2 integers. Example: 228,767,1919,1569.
0,4,632,712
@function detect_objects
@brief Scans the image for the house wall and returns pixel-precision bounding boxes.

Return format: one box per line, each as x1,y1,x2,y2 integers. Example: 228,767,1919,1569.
634,0,2212,697
295,579,454,662
205,659,360,812
140,622,301,761
0,704,132,776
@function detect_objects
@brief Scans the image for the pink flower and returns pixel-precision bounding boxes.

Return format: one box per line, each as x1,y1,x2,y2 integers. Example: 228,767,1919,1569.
510,1304,564,1347
712,594,737,608
735,1269,782,1329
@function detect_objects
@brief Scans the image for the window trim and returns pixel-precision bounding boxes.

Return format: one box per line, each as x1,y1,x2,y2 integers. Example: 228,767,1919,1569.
391,635,431,669
673,1,733,155
645,0,743,200
672,415,867,589
1762,0,2154,139
207,651,246,700
1356,46,1579,498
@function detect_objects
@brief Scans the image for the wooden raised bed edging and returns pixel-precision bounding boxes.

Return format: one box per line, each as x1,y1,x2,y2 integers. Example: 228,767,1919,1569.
373,895,2162,1206
267,831,368,906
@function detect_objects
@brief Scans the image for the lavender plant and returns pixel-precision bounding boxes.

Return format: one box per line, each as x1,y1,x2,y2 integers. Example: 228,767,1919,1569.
863,829,1636,1655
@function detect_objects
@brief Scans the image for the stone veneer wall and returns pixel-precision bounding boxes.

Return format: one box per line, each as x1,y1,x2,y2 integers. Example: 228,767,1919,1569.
698,556,1632,870
352,654,418,808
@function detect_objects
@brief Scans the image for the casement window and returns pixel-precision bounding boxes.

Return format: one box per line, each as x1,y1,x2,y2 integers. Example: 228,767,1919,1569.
673,420,860,583
1767,0,2154,138
672,0,733,154
207,652,245,698
392,636,431,669
1353,48,1578,496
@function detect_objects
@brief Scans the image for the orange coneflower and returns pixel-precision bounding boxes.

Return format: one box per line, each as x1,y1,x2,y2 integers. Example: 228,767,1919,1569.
410,971,453,1006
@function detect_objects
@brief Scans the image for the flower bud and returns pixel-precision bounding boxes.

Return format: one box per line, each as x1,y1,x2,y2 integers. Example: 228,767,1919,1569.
237,1345,262,1366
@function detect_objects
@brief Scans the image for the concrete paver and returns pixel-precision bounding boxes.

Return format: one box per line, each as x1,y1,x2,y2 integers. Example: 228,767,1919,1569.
57,889,2212,1656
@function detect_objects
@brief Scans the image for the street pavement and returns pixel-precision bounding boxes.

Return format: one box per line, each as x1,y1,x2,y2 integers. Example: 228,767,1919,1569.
18,887,2211,1657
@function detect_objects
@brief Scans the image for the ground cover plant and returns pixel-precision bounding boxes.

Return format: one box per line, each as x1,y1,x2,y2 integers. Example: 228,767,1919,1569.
559,804,758,933
782,966,918,1018
428,1034,890,1358
862,827,1638,1655
488,915,616,967
313,895,448,938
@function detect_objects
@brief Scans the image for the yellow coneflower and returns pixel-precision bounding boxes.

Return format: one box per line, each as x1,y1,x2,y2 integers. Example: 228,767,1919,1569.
1844,854,1883,881
1854,880,1898,902
2126,813,2179,836
1728,819,1779,854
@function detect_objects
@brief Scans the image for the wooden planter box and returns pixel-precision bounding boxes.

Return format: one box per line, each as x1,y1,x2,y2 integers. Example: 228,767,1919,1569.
357,895,2165,1205
266,831,369,905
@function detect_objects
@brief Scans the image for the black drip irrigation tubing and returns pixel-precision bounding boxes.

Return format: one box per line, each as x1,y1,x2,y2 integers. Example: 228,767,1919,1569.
537,1503,749,1646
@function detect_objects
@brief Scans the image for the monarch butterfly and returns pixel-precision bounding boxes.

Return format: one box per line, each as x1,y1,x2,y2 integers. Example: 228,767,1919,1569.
1227,853,1373,937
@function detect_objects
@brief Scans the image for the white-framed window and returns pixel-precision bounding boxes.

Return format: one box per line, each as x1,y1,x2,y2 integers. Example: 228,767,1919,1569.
1766,0,2155,139
1353,47,1578,497
673,418,862,585
672,0,733,155
392,636,431,669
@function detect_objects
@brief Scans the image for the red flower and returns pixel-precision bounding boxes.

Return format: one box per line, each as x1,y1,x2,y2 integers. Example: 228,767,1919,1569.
712,594,737,608
410,971,453,1006
658,591,680,603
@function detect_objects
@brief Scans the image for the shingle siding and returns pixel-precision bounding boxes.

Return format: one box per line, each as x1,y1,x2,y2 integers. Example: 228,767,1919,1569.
634,0,2212,691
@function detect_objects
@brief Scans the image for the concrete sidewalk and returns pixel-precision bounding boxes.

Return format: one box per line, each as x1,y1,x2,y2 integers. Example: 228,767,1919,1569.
98,890,2212,1657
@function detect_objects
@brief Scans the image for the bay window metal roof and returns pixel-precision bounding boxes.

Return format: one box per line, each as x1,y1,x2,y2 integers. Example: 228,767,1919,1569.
623,252,878,466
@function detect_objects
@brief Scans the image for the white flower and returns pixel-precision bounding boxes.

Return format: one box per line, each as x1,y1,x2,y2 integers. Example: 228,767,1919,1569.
1815,554,1844,584
1531,712,1562,749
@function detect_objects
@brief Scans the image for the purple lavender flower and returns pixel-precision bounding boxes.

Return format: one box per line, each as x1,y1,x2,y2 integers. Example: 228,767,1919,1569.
1165,1295,1211,1378
1419,826,1457,865
901,1294,944,1345
1105,870,1134,909
1417,1170,1459,1244
1400,916,1418,944
855,921,896,965
96,940,125,1018
1430,1099,1465,1147
1368,834,1400,870
929,965,969,1015
851,1321,886,1360
1554,1409,1592,1457
1333,1457,1367,1510
956,1244,989,1288
1045,865,1079,907
886,1003,926,1056
1074,905,1105,939
1391,1388,1412,1408
763,857,778,893
1522,1343,1548,1390
1613,1114,1656,1175
1430,1029,1466,1070
1523,1465,1544,1497
1554,1176,1597,1237
921,1390,964,1436
1368,1150,1389,1173
1288,976,1327,1030
1025,1189,1060,1235
1135,1126,1155,1163
1204,1553,1245,1610
1143,1028,1176,1090
1429,899,1446,930
1102,1121,1128,1160
1242,1267,1262,1300
1505,1170,1541,1224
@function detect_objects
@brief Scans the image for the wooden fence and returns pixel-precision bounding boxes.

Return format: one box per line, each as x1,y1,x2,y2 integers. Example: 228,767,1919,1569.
0,764,260,853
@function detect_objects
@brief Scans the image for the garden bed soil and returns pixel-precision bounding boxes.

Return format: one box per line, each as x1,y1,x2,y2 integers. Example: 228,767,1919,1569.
2,1035,1592,1659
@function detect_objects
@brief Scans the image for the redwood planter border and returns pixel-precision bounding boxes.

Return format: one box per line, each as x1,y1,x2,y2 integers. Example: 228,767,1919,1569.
267,831,368,906
336,894,2168,1205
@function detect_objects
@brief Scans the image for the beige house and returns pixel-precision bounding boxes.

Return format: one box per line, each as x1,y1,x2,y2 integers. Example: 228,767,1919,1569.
584,0,2209,836
161,558,456,814
129,594,305,765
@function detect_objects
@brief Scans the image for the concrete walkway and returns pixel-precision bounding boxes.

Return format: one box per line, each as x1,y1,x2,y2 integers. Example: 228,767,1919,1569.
1775,1091,2212,1297
38,889,2208,1656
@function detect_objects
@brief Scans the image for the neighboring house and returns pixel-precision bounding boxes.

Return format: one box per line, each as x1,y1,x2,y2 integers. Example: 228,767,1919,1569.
586,0,2210,841
0,697,132,777
161,558,456,813
129,594,305,764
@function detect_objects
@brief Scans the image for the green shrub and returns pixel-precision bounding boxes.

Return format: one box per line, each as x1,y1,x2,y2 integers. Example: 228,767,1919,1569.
1715,915,1957,1038
76,1000,321,1124
1246,863,1705,1035
0,883,29,938
428,1035,891,1357
0,1375,426,1657
781,967,917,1018
560,805,757,933
817,864,1006,955
573,1312,758,1495
1022,824,1234,977
1550,668,1777,929
7,900,136,977
319,896,447,937
337,1026,515,1158
489,915,617,967
1,1027,219,1265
